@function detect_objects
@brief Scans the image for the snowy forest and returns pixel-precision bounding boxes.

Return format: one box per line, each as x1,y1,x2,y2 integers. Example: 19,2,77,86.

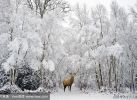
0,0,137,95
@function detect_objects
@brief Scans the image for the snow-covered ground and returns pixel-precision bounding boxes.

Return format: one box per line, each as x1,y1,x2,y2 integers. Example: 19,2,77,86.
0,85,136,100
51,87,137,100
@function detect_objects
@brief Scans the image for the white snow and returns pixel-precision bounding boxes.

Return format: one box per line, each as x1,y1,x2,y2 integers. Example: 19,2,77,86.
51,88,107,100
51,87,137,100
43,59,55,72
107,43,123,58
0,83,21,93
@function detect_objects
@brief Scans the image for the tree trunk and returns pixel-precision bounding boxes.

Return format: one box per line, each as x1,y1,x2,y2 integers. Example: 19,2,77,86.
40,65,44,87
114,73,117,92
10,69,13,85
10,68,16,85
95,69,100,90
131,69,135,92
108,66,112,88
99,63,103,86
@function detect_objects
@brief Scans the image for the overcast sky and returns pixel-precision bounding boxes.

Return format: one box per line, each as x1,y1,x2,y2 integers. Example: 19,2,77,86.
65,0,136,12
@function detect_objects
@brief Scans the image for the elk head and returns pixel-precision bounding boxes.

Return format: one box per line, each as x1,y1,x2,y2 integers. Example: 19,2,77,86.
63,68,79,92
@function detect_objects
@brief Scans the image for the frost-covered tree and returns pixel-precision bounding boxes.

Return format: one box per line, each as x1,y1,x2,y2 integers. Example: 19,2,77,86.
0,0,12,86
0,0,11,64
0,66,9,88
0,0,137,94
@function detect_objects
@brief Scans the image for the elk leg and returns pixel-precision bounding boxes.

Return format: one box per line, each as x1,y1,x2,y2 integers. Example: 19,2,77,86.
70,85,71,91
64,86,66,92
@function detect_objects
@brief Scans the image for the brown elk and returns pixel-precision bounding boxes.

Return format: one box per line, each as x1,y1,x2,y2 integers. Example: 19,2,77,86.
63,69,79,92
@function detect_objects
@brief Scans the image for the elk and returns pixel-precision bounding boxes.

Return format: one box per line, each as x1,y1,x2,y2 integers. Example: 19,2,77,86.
63,68,79,92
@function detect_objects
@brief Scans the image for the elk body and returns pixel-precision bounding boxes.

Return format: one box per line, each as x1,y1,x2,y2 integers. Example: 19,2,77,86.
63,73,75,92
63,68,79,92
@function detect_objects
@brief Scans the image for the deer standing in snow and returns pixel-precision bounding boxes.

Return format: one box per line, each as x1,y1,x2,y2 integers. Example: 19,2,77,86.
63,68,79,92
